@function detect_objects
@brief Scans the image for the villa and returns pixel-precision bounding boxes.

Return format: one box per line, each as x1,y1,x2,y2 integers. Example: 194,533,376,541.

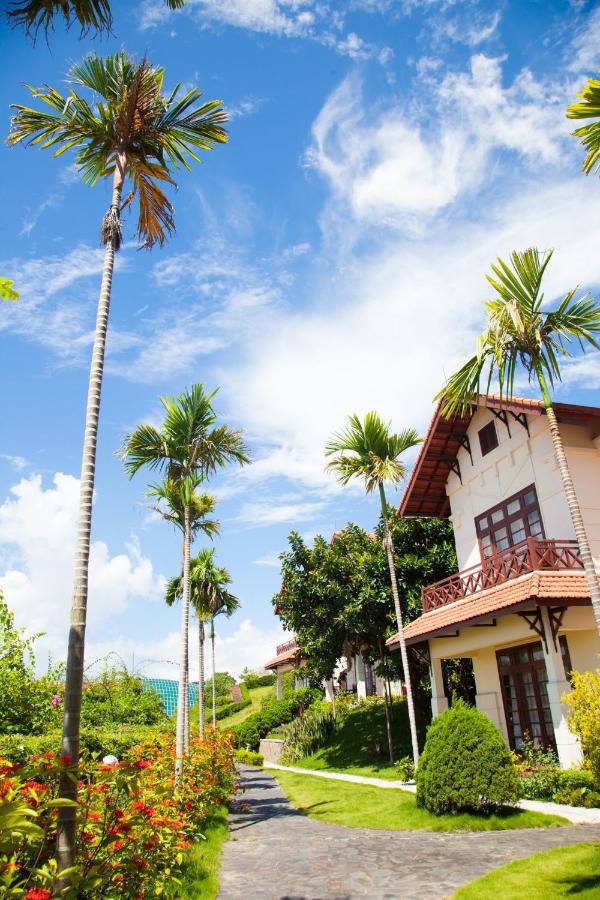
387,395,600,768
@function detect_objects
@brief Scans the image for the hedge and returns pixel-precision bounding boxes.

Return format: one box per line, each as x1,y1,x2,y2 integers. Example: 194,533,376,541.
214,698,251,721
227,687,320,749
0,724,168,763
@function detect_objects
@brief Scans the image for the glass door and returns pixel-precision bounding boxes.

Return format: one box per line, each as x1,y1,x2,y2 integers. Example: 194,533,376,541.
496,641,555,751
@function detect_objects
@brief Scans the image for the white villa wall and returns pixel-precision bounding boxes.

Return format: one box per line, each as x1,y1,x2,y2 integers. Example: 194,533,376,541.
447,408,600,571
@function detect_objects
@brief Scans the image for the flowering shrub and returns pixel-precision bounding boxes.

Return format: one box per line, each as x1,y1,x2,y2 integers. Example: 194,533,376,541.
564,669,600,786
0,729,236,897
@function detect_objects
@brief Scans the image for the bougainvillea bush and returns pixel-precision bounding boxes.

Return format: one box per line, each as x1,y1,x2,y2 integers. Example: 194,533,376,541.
0,729,236,897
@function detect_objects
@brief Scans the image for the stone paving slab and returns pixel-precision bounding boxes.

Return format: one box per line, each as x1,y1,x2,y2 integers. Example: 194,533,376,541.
265,761,600,824
218,766,600,900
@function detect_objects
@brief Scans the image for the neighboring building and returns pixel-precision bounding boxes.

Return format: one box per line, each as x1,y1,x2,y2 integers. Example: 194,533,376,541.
388,395,600,769
264,638,403,701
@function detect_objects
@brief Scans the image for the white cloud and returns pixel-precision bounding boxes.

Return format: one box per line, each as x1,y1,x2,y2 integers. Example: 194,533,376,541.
226,96,268,119
236,497,327,526
0,455,28,471
253,551,283,568
86,618,286,679
0,473,164,667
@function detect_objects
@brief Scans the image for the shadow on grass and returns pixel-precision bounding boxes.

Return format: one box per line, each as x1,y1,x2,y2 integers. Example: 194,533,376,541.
559,874,600,894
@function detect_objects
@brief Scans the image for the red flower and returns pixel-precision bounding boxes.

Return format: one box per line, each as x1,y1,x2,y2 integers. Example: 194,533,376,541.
60,754,73,766
131,800,146,812
135,760,150,769
113,841,124,851
143,806,155,817
24,890,51,900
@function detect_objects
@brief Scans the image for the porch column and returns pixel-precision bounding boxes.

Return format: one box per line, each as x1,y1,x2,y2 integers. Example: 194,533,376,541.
276,668,282,700
355,652,367,700
539,607,582,769
324,679,335,702
429,653,449,717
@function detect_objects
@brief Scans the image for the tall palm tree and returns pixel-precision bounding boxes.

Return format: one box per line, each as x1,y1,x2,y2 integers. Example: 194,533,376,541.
148,477,219,750
166,549,237,735
8,53,228,874
566,72,600,176
120,385,249,764
8,0,185,38
435,248,600,636
325,413,422,765
207,576,239,729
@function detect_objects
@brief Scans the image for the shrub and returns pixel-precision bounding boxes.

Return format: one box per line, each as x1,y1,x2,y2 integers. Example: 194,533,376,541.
215,698,251,721
240,670,277,689
564,669,600,785
416,700,520,815
0,725,168,765
235,749,263,766
228,687,320,749
394,756,415,782
280,707,334,763
0,730,237,897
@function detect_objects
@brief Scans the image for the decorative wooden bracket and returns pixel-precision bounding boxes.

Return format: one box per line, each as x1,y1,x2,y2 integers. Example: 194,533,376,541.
456,433,473,466
491,408,511,437
508,410,530,436
548,606,566,651
412,642,431,668
448,458,462,484
518,609,548,652
473,619,497,628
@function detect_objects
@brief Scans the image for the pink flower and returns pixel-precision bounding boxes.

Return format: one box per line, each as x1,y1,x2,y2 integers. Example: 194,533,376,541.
51,695,61,707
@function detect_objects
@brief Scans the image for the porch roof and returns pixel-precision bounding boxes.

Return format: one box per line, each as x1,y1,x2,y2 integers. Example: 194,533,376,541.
263,647,298,670
386,571,593,646
399,395,600,518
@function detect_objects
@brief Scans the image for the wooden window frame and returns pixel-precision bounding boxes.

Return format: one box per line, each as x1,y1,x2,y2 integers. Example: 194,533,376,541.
475,484,545,563
496,641,556,752
478,420,499,456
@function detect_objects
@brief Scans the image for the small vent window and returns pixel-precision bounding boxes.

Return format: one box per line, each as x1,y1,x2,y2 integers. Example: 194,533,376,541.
478,421,499,456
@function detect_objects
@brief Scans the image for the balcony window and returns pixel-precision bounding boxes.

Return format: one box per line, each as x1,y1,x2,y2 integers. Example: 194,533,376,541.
478,420,499,456
476,484,545,562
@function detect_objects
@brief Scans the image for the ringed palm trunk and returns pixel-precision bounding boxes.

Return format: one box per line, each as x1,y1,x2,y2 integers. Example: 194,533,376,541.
57,164,124,876
379,641,394,764
211,618,217,730
198,619,206,738
175,507,191,779
537,370,600,636
379,483,420,766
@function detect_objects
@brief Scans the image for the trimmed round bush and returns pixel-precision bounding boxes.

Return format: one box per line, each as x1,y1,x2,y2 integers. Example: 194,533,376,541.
416,700,520,815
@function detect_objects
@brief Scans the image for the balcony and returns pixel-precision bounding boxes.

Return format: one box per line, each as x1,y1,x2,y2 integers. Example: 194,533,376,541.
422,538,583,612
276,638,299,655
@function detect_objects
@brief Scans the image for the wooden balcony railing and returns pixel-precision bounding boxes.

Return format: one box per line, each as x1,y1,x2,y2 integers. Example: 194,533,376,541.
276,638,299,655
422,538,583,612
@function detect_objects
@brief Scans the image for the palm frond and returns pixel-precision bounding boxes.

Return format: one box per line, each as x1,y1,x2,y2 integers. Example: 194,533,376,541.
8,0,187,39
566,73,600,175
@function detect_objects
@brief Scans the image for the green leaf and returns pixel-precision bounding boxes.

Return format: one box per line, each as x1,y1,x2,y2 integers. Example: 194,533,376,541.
0,278,18,301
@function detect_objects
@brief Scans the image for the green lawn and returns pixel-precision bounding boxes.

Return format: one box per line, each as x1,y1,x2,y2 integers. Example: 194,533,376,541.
273,770,568,832
291,700,416,780
219,684,276,726
173,809,229,899
453,842,600,898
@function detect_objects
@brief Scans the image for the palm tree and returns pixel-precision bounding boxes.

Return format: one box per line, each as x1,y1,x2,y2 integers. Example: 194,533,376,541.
8,0,185,38
120,385,249,763
148,477,219,751
435,248,600,636
166,549,238,735
8,53,228,874
566,72,600,176
325,413,422,765
207,577,239,729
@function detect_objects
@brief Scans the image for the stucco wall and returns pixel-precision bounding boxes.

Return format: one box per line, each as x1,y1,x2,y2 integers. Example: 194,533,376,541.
447,408,600,572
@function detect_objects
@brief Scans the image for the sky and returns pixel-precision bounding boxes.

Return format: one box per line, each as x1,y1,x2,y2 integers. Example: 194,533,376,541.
1,0,600,680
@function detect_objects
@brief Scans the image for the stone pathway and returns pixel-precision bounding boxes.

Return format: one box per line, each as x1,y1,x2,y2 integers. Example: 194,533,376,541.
264,761,600,825
217,765,600,900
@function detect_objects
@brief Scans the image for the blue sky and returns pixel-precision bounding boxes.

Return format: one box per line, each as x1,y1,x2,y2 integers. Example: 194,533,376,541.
1,0,600,678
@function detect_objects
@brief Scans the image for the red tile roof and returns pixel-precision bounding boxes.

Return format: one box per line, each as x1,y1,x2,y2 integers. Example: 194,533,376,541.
263,647,299,670
399,395,600,518
386,571,595,646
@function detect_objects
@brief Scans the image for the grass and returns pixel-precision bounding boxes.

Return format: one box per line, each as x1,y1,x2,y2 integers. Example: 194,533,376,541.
453,842,600,898
273,770,569,832
219,684,276,726
291,700,416,780
174,808,229,899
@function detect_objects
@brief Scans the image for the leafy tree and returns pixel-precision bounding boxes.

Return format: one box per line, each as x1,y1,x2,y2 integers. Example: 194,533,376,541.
122,385,248,762
435,248,600,636
8,0,186,38
326,412,422,763
205,672,236,700
8,54,228,874
0,592,62,735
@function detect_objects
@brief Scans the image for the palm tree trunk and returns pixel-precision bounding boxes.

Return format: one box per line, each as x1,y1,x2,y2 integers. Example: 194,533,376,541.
537,370,600,636
57,172,123,877
379,641,394,764
175,507,191,779
198,619,206,739
183,664,190,754
211,618,217,730
379,483,420,766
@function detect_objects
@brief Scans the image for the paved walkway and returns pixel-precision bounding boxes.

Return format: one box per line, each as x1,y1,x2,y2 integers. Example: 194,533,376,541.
218,766,600,899
264,761,600,825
